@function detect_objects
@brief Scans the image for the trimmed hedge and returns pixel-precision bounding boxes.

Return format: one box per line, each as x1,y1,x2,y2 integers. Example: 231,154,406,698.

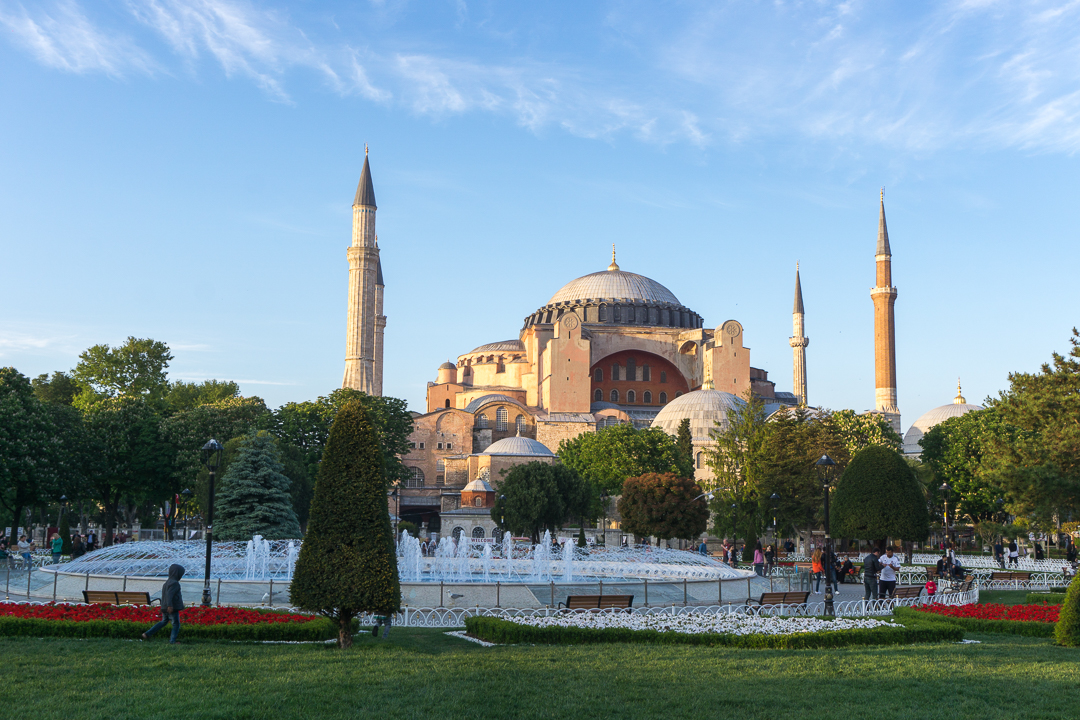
894,607,1055,638
1026,593,1065,606
463,615,962,649
1054,575,1080,647
0,615,346,642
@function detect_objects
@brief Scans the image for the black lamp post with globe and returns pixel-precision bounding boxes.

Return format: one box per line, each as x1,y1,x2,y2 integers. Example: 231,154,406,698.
200,439,223,608
816,454,837,616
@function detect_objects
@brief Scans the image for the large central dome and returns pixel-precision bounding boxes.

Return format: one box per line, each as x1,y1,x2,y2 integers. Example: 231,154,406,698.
548,269,681,306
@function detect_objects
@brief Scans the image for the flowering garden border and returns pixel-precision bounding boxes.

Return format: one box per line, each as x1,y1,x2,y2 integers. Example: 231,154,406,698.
0,602,342,642
895,604,1057,638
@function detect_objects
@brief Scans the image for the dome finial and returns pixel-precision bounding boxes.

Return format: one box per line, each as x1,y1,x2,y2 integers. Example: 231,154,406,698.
954,378,966,405
608,244,620,271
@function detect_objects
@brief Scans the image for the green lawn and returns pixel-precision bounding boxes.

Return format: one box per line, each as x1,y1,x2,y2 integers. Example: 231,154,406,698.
5,627,1079,720
979,589,1036,605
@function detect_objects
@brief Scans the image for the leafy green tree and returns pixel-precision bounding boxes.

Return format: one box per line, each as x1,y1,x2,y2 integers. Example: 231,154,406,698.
213,434,301,541
831,445,930,544
32,371,80,406
83,396,174,546
558,423,692,496
266,389,414,492
675,418,693,470
71,337,172,407
618,472,708,542
490,462,590,542
1055,575,1080,647
984,329,1080,524
705,393,768,548
164,380,241,413
0,368,64,544
826,409,903,456
291,400,400,648
919,408,1010,524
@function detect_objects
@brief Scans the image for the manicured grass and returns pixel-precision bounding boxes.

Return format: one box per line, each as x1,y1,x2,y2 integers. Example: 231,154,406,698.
4,628,1079,719
979,589,1032,605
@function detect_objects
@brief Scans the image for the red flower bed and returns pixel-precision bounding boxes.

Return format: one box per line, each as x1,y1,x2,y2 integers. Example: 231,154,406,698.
915,602,1059,623
0,602,315,626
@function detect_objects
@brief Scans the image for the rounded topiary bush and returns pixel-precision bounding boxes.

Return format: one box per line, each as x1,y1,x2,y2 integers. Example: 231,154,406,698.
1054,574,1080,647
831,445,929,544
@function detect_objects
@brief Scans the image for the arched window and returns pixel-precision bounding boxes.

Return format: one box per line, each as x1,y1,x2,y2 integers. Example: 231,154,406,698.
696,452,703,469
627,390,636,404
477,413,489,429
613,306,621,322
659,392,668,404
495,407,508,431
642,365,651,381
660,371,667,383
610,389,619,402
611,364,620,381
472,526,485,538
599,305,608,322
643,391,652,404
473,496,483,507
407,467,425,488
453,527,464,541
444,399,450,408
515,414,527,434
436,459,445,472
594,368,603,382
626,357,636,381
676,392,683,398
594,389,603,402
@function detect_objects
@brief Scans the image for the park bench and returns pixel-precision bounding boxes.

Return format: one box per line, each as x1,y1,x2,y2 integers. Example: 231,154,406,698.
558,595,634,610
990,571,1032,583
890,586,923,600
746,591,810,608
82,591,157,606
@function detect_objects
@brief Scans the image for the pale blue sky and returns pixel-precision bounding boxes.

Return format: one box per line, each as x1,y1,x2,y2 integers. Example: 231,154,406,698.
1,0,1078,430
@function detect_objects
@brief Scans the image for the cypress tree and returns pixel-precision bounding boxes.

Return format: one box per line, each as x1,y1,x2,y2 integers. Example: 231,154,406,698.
831,445,930,544
213,433,301,541
676,418,693,473
1054,575,1080,647
290,400,400,648
58,511,72,555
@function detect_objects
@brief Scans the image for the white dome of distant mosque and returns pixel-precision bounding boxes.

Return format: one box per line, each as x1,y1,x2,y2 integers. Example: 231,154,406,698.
903,381,984,456
481,435,555,457
651,389,746,443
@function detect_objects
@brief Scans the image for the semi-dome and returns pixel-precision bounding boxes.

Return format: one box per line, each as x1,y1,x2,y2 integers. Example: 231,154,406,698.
482,436,554,456
903,382,984,456
651,389,746,443
463,394,528,413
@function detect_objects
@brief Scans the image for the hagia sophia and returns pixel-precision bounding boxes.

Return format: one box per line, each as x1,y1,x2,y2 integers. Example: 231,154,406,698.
342,154,982,541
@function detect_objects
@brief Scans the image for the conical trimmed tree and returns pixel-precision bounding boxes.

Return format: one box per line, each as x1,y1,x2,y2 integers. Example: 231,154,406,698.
290,399,400,648
214,433,301,541
831,445,930,544
1054,574,1080,647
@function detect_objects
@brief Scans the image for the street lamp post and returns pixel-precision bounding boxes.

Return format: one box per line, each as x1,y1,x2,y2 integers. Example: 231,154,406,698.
56,495,68,530
940,482,952,558
181,488,193,542
499,495,506,533
816,454,837,616
200,439,223,608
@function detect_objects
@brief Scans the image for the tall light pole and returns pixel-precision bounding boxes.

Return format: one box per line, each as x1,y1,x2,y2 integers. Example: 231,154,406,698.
940,482,952,558
816,454,837,616
200,439,223,608
181,488,193,542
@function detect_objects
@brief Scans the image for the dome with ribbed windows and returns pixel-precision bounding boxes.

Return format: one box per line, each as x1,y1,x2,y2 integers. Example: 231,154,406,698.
481,436,554,456
650,389,745,443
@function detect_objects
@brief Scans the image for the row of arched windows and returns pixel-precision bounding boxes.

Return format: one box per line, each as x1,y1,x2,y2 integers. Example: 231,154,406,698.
595,366,668,383
595,389,670,405
476,409,529,433
451,526,487,540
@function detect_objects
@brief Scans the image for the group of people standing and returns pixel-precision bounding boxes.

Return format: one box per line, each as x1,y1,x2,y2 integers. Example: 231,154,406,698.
860,546,903,599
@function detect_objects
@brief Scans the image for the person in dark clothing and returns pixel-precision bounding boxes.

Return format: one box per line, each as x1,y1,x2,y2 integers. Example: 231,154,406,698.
143,564,185,643
993,540,1005,569
862,548,881,600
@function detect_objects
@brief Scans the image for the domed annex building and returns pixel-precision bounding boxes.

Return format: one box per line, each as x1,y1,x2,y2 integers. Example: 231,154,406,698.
902,382,984,457
396,248,801,537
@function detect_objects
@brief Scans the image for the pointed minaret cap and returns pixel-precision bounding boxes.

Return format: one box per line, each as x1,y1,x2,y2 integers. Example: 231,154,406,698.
954,379,966,405
877,188,890,256
607,244,620,271
793,262,805,314
353,152,377,208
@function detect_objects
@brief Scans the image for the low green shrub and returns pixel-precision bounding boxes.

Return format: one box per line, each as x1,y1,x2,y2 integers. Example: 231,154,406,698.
1025,593,1065,605
894,607,1054,638
1054,575,1080,647
463,616,961,649
0,615,343,642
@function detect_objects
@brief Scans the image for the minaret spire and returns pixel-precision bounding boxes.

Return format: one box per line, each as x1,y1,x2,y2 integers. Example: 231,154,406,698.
343,151,384,395
871,189,900,430
789,263,809,405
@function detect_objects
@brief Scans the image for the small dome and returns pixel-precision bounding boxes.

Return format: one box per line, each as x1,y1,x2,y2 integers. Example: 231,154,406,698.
469,340,525,354
548,269,681,306
651,389,745,443
439,361,456,370
903,384,984,455
482,436,554,456
463,478,494,493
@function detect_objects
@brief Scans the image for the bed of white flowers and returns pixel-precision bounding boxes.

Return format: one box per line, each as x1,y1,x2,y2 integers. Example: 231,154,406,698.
505,612,900,636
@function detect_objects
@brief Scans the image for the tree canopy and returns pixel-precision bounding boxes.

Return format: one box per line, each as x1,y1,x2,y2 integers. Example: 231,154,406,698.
831,445,930,543
71,336,173,407
490,462,591,542
213,433,301,541
558,423,692,496
918,408,1009,524
618,472,708,541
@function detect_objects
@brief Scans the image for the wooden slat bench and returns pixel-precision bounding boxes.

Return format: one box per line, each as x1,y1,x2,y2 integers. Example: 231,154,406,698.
746,591,810,608
82,591,157,606
558,595,634,610
891,585,923,599
990,571,1032,583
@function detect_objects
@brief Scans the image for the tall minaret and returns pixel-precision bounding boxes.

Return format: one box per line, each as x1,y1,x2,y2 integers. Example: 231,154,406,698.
789,263,809,405
871,189,899,427
343,148,382,395
374,255,386,396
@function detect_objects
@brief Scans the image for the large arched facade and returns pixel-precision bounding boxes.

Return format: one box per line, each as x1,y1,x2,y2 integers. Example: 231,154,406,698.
589,350,690,407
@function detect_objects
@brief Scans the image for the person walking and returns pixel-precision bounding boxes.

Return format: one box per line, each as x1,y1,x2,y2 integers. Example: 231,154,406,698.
878,546,901,599
822,545,840,593
811,548,824,593
71,535,85,559
993,539,1005,569
142,564,186,644
753,542,765,577
862,548,881,601
50,533,63,564
765,544,776,575
1008,540,1019,567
